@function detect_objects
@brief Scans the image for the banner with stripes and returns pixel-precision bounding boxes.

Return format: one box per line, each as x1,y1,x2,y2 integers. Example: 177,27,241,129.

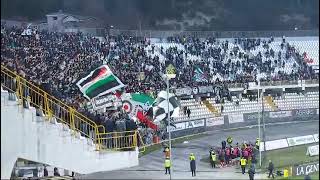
77,65,125,99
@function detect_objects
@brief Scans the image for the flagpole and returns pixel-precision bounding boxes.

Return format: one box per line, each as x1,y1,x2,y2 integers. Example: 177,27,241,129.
166,76,172,180
165,64,176,180
258,86,262,167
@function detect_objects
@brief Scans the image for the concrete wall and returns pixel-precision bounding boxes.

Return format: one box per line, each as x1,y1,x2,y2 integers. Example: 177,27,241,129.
1,91,139,179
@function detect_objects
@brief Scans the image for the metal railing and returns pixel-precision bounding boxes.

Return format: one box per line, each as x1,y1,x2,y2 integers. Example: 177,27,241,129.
97,130,146,152
1,65,141,151
97,131,137,151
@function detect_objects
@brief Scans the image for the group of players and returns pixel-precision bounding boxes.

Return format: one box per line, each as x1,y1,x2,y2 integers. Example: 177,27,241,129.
209,137,260,168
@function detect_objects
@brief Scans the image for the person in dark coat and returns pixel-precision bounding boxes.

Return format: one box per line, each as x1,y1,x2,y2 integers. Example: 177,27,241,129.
43,166,48,177
222,140,226,149
53,167,60,176
189,153,196,176
248,164,255,180
268,160,275,179
186,108,191,118
304,175,311,180
183,106,187,115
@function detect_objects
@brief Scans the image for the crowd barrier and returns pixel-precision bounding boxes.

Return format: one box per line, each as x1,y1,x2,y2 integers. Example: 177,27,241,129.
169,108,319,139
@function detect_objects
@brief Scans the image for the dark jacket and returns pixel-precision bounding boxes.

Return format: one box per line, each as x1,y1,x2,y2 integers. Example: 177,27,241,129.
222,141,226,149
248,167,255,179
190,160,196,171
43,167,48,177
304,175,311,180
105,119,115,132
53,168,60,176
268,162,274,171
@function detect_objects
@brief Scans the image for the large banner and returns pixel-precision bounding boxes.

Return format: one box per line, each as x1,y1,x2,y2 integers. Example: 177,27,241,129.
306,145,319,156
269,111,292,118
167,121,186,132
294,109,317,116
228,114,244,123
167,119,205,132
91,93,115,110
175,87,193,96
293,162,319,176
185,119,205,129
174,86,214,96
245,113,262,121
259,139,289,151
206,117,224,126
77,65,125,99
287,135,315,146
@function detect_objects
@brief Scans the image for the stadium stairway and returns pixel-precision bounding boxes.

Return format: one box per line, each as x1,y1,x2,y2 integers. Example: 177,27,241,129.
265,96,278,111
1,89,139,179
202,100,220,116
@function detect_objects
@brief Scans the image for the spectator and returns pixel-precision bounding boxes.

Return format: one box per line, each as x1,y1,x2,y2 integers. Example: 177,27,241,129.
248,164,255,180
304,175,311,180
268,160,275,179
189,153,196,177
1,26,318,138
219,148,225,168
53,167,60,176
43,166,48,177
187,108,191,118
222,140,226,149
183,106,187,115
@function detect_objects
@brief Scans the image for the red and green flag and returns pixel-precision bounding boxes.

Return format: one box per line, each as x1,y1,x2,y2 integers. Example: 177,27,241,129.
77,65,125,99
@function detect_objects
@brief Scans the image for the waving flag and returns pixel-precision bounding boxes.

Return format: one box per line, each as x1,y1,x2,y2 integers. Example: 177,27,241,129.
121,93,155,116
153,91,180,124
193,66,208,82
77,65,125,99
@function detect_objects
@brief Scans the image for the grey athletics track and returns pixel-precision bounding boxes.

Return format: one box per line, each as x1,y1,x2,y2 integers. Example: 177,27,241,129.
80,120,319,179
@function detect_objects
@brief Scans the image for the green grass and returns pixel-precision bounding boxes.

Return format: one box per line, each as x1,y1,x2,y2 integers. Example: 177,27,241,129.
198,143,319,179
139,133,208,157
277,172,319,180
262,143,319,170
262,144,319,179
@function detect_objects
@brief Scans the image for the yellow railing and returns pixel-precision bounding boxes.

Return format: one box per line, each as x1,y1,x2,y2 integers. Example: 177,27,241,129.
96,130,137,151
1,65,140,151
96,130,146,152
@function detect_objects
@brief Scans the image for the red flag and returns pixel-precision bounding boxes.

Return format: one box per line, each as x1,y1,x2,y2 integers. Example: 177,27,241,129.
136,111,158,130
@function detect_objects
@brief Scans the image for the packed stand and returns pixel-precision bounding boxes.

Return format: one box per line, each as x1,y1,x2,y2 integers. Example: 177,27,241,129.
164,36,318,87
1,26,319,145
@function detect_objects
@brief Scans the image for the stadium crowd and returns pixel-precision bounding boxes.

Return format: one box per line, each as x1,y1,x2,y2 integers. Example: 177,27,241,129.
1,25,318,145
